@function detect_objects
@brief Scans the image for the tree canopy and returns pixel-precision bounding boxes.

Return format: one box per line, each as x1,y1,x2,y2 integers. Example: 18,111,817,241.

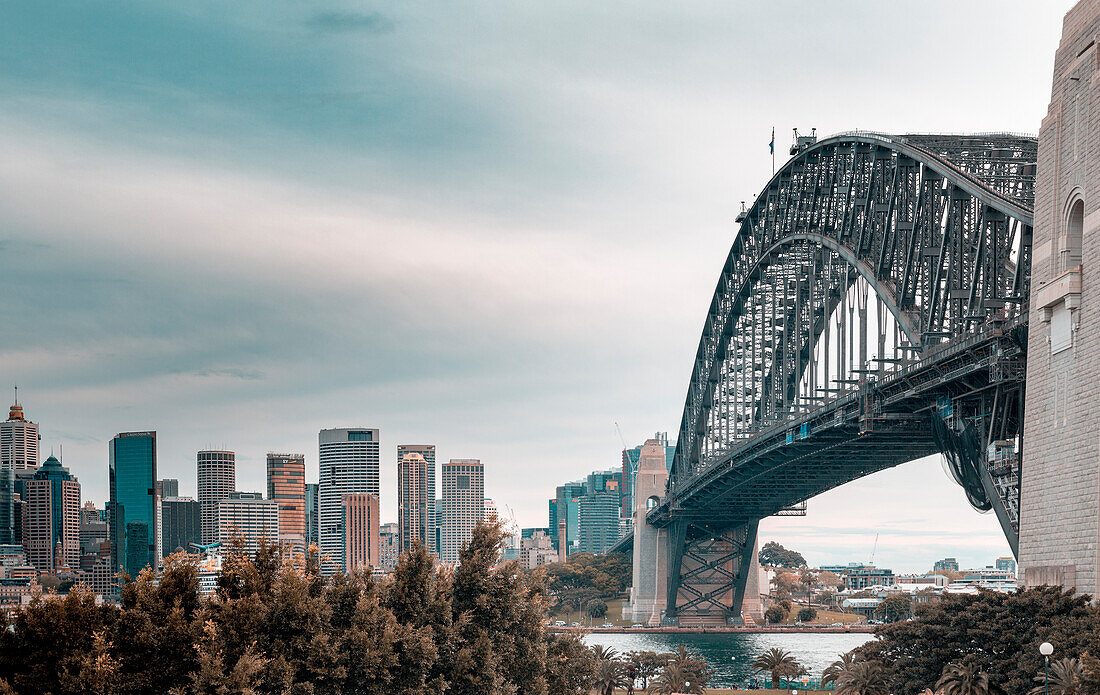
0,520,598,695
759,541,807,569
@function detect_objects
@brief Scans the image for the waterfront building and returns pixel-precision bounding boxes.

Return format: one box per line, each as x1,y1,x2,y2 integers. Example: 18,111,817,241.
1,394,39,471
342,493,379,573
398,452,431,553
161,496,201,557
440,459,484,564
216,493,278,556
267,453,306,553
844,566,895,590
397,445,436,554
305,483,319,548
197,450,235,544
379,522,398,574
109,432,158,582
23,455,80,573
933,557,959,573
318,428,379,574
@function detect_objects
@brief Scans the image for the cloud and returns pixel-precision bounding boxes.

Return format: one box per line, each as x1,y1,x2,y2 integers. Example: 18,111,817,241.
306,10,394,34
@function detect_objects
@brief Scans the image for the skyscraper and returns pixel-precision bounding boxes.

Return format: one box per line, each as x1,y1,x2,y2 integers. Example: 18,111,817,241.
398,452,431,552
24,455,80,573
554,481,585,557
157,479,179,499
197,450,235,544
216,493,278,556
318,428,379,574
162,496,201,557
267,453,306,553
379,521,399,574
1,392,39,471
109,432,158,581
440,459,484,565
305,483,319,548
397,444,436,553
341,493,379,573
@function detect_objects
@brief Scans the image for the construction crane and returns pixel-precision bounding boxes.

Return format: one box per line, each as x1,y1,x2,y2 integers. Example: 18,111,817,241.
869,533,879,566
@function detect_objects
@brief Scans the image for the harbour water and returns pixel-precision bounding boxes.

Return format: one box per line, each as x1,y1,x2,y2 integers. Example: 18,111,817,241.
582,632,875,688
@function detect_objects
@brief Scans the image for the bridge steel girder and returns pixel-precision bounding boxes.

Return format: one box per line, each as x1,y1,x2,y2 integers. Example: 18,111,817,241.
653,132,1035,625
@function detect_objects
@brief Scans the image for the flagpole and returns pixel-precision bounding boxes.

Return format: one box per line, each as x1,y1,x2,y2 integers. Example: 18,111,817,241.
771,127,776,174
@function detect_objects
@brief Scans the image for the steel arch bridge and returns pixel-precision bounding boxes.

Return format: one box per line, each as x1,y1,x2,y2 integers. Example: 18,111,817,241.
637,132,1036,626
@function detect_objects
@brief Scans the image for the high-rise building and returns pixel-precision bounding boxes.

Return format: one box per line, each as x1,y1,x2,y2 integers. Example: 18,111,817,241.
379,521,399,574
80,501,108,558
577,489,620,555
216,493,279,556
547,499,558,551
267,453,306,553
434,498,442,556
23,455,80,573
342,493,379,573
441,459,484,565
933,557,959,573
520,529,558,570
397,445,436,554
996,556,1017,575
1,468,36,547
554,481,585,557
318,428,379,575
162,496,201,557
197,450,235,544
398,452,431,552
157,479,179,499
109,432,158,581
305,483,319,548
1,392,39,471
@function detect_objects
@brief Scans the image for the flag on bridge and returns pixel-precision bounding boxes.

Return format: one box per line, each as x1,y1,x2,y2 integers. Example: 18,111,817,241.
769,128,774,154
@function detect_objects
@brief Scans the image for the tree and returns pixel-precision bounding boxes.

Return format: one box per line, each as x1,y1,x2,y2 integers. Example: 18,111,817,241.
771,572,800,599
586,598,608,619
875,594,911,622
664,646,712,689
652,662,705,695
759,541,807,568
752,647,800,689
800,569,818,609
836,660,889,695
594,657,629,695
626,650,666,692
764,604,788,625
545,633,596,695
854,587,1099,695
1030,658,1083,695
797,607,817,623
936,661,1000,695
823,653,859,687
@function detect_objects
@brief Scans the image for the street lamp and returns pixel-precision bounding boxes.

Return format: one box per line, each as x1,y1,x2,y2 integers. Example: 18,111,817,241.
1041,642,1054,695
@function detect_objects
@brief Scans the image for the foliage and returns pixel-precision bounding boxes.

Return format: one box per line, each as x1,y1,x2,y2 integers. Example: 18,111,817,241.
936,661,1000,695
823,652,859,687
752,647,802,688
1029,657,1083,695
854,586,1099,695
875,594,911,622
759,541,807,568
771,572,801,599
586,598,608,618
0,519,596,695
797,606,817,622
765,604,788,624
652,662,704,694
835,660,889,695
532,552,631,599
594,656,630,695
626,650,667,691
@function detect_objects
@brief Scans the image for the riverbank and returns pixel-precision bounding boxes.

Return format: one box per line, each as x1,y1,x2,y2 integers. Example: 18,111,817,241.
554,625,875,634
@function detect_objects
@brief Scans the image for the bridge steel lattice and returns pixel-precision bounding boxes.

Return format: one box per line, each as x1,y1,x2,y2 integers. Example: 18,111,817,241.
649,132,1036,626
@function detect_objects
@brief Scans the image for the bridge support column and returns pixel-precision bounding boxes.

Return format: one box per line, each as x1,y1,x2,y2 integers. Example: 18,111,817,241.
664,519,761,627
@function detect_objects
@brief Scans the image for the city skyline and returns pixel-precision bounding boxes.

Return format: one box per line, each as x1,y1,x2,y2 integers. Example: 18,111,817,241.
1,1,1073,574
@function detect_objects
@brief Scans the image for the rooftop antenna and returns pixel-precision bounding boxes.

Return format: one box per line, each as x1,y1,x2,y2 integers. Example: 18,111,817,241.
13,385,17,406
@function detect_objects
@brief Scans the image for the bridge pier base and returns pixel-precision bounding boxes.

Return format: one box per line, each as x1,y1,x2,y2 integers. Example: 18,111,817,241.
665,519,761,627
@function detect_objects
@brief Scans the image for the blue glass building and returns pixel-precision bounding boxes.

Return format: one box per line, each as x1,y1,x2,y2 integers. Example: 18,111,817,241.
109,431,158,580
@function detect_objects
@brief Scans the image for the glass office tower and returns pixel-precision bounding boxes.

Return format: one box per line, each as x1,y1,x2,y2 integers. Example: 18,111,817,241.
109,432,158,581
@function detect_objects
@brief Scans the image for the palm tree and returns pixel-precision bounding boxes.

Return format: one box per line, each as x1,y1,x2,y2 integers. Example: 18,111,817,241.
593,645,619,662
823,652,859,687
653,662,705,695
752,647,800,690
936,661,1000,695
594,658,630,695
835,660,889,695
1030,658,1083,695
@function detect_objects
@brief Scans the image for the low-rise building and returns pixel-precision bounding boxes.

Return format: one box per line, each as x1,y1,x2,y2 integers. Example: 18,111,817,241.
844,567,894,590
520,529,558,570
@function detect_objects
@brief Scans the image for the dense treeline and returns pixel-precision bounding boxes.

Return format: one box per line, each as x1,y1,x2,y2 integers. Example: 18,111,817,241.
0,520,598,695
850,586,1100,695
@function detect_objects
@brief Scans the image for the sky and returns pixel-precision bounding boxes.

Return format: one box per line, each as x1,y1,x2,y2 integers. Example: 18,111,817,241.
0,1,1072,573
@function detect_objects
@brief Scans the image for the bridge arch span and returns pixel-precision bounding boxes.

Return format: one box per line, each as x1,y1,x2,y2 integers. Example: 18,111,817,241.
648,132,1036,626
